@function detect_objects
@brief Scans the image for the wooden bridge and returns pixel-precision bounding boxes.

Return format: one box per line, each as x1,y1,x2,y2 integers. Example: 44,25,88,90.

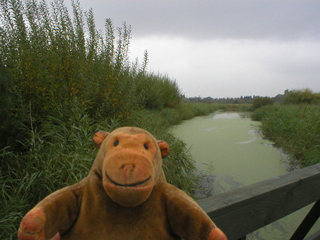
197,163,320,240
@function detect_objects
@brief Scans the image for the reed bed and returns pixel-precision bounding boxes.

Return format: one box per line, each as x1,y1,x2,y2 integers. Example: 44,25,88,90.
252,105,320,168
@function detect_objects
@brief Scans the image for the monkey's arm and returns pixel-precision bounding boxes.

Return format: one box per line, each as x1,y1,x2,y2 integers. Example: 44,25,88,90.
18,178,88,240
165,184,227,240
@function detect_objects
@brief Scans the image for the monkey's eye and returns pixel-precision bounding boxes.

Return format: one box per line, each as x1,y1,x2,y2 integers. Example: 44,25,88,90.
114,140,119,146
144,143,149,150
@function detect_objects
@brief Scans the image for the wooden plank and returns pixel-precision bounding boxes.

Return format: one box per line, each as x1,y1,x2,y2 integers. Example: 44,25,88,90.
290,200,320,240
197,163,320,240
305,230,320,240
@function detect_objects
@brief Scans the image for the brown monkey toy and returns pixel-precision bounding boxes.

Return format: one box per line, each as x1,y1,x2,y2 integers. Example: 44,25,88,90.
18,127,227,240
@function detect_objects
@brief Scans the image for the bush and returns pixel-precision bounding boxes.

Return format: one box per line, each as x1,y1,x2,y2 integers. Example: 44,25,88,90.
283,88,320,105
135,73,182,110
252,97,274,111
251,107,267,121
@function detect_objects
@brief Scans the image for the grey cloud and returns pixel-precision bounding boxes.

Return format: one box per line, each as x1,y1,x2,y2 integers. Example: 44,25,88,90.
69,0,320,97
80,0,320,40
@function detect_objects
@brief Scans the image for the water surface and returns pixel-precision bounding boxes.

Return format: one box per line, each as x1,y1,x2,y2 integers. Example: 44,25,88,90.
173,112,287,191
172,111,320,239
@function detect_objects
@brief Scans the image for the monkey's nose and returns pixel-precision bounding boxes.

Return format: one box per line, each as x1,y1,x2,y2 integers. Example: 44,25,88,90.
121,163,136,180
121,163,136,170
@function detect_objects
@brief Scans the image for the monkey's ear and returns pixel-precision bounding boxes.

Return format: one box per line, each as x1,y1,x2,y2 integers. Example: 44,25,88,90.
93,131,110,148
157,140,170,158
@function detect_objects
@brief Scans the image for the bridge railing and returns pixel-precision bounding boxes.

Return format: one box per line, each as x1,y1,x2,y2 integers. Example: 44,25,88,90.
197,163,320,240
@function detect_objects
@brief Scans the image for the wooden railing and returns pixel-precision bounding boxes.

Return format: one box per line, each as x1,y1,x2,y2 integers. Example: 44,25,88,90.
197,163,320,240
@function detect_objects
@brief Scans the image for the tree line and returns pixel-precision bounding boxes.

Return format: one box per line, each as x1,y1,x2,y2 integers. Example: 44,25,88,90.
186,88,320,107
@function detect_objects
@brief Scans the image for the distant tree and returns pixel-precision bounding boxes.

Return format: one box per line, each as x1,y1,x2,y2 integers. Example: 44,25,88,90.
273,94,284,103
283,88,317,105
252,97,274,110
202,97,214,103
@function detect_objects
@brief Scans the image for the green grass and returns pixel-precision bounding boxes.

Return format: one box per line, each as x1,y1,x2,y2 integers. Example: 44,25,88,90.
252,105,320,168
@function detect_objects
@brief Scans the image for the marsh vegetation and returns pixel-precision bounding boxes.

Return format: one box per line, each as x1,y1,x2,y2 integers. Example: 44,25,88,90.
252,104,320,168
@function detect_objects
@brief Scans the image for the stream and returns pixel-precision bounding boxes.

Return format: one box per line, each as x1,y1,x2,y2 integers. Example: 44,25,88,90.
172,111,320,239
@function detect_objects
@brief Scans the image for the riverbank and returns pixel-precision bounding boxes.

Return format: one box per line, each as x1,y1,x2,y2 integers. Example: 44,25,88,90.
251,105,320,168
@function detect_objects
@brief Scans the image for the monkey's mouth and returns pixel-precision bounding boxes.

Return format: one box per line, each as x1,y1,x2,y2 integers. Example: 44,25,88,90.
105,172,151,187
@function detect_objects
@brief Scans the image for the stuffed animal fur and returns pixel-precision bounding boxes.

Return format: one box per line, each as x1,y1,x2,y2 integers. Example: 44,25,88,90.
18,127,227,240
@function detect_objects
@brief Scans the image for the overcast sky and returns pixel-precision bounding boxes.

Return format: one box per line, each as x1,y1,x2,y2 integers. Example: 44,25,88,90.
73,0,320,98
